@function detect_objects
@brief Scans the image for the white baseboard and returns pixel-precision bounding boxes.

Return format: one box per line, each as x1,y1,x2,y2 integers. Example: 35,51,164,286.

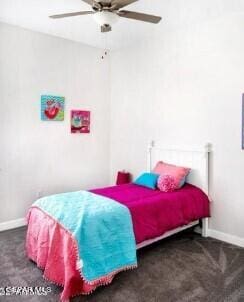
208,229,244,248
0,217,26,232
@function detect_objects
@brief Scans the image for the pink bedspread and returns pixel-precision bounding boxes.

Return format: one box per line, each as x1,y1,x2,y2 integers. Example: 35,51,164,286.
91,183,210,244
26,183,210,301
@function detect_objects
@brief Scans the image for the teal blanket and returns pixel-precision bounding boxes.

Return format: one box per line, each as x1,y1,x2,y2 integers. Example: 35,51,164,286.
33,191,137,282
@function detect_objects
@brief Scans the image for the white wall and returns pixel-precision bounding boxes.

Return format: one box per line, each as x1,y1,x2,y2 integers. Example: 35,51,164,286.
110,2,244,239
0,22,110,224
1,1,244,243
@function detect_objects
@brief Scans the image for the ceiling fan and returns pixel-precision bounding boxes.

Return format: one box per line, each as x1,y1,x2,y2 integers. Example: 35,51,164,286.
49,0,162,33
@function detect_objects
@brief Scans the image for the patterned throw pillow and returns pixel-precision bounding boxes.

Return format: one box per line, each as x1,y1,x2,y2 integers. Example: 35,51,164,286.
157,174,178,192
153,161,190,189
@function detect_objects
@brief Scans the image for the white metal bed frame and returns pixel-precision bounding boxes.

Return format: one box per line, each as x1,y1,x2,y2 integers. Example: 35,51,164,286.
136,141,211,250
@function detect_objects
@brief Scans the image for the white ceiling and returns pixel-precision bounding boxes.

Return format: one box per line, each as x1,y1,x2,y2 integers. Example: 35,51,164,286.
0,0,164,50
1,0,244,50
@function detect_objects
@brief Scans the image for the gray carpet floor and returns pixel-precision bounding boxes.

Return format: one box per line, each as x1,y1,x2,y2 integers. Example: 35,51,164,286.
0,227,243,302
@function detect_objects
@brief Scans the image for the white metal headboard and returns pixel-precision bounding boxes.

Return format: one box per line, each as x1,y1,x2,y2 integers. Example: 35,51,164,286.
147,141,211,195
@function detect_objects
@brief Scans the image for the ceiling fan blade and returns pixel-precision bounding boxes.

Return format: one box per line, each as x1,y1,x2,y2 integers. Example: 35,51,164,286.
49,11,94,19
118,10,161,23
101,24,112,32
111,0,138,10
81,0,94,5
82,0,103,10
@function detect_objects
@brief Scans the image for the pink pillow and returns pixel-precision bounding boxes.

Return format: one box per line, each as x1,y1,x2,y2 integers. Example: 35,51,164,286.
157,174,177,192
153,161,190,189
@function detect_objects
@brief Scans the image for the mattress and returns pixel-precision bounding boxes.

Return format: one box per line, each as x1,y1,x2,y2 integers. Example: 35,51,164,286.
91,183,210,244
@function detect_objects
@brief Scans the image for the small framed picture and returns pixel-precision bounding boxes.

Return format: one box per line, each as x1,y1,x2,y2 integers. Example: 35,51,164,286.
71,110,90,134
41,95,65,121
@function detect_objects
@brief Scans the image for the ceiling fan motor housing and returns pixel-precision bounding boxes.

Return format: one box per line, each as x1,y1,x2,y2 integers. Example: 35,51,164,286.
92,1,102,11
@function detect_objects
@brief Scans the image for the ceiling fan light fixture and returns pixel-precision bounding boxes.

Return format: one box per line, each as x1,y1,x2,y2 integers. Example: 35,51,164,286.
93,11,119,26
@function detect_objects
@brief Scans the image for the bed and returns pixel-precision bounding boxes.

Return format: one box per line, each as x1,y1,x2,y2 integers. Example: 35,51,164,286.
26,142,211,301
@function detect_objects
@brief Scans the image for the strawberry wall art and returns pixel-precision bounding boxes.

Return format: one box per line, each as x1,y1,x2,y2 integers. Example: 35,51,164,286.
41,95,65,121
71,110,90,133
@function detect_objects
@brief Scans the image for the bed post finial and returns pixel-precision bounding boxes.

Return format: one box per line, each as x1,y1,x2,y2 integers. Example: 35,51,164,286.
204,143,211,153
147,140,155,153
149,140,155,148
147,140,155,172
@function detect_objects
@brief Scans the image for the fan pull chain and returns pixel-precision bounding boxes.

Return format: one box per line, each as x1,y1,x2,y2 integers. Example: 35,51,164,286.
101,31,108,59
101,51,108,60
